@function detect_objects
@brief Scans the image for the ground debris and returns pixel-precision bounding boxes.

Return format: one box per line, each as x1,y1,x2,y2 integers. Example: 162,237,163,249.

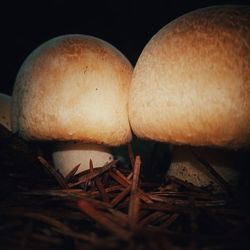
0,125,250,250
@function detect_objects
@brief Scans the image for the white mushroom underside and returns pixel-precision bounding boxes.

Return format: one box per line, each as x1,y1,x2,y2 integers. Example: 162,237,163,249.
52,142,113,176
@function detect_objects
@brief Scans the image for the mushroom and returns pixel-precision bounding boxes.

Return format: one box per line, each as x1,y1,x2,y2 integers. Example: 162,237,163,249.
168,146,240,190
52,143,114,176
128,6,250,188
12,34,133,176
0,93,11,131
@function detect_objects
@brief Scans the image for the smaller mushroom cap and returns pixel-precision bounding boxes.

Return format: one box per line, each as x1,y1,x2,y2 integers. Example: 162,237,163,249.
12,34,133,146
0,93,11,130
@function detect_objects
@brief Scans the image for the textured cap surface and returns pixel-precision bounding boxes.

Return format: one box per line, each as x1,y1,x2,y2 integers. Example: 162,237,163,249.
12,35,133,146
129,6,250,148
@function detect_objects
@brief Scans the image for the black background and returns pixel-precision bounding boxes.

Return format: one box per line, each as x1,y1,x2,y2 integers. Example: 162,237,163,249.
0,0,249,95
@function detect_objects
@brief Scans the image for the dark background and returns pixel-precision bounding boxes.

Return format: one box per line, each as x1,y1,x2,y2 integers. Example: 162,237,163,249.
0,0,249,95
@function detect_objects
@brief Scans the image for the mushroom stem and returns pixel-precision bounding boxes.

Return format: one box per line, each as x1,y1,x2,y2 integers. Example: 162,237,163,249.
52,142,114,176
167,146,240,191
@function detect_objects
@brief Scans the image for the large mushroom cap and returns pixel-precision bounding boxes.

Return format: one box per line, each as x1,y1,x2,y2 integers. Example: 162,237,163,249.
12,35,133,146
129,6,250,148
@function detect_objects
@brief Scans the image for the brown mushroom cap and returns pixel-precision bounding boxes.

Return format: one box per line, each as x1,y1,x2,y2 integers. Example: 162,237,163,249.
129,6,250,148
0,93,11,130
12,35,133,146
